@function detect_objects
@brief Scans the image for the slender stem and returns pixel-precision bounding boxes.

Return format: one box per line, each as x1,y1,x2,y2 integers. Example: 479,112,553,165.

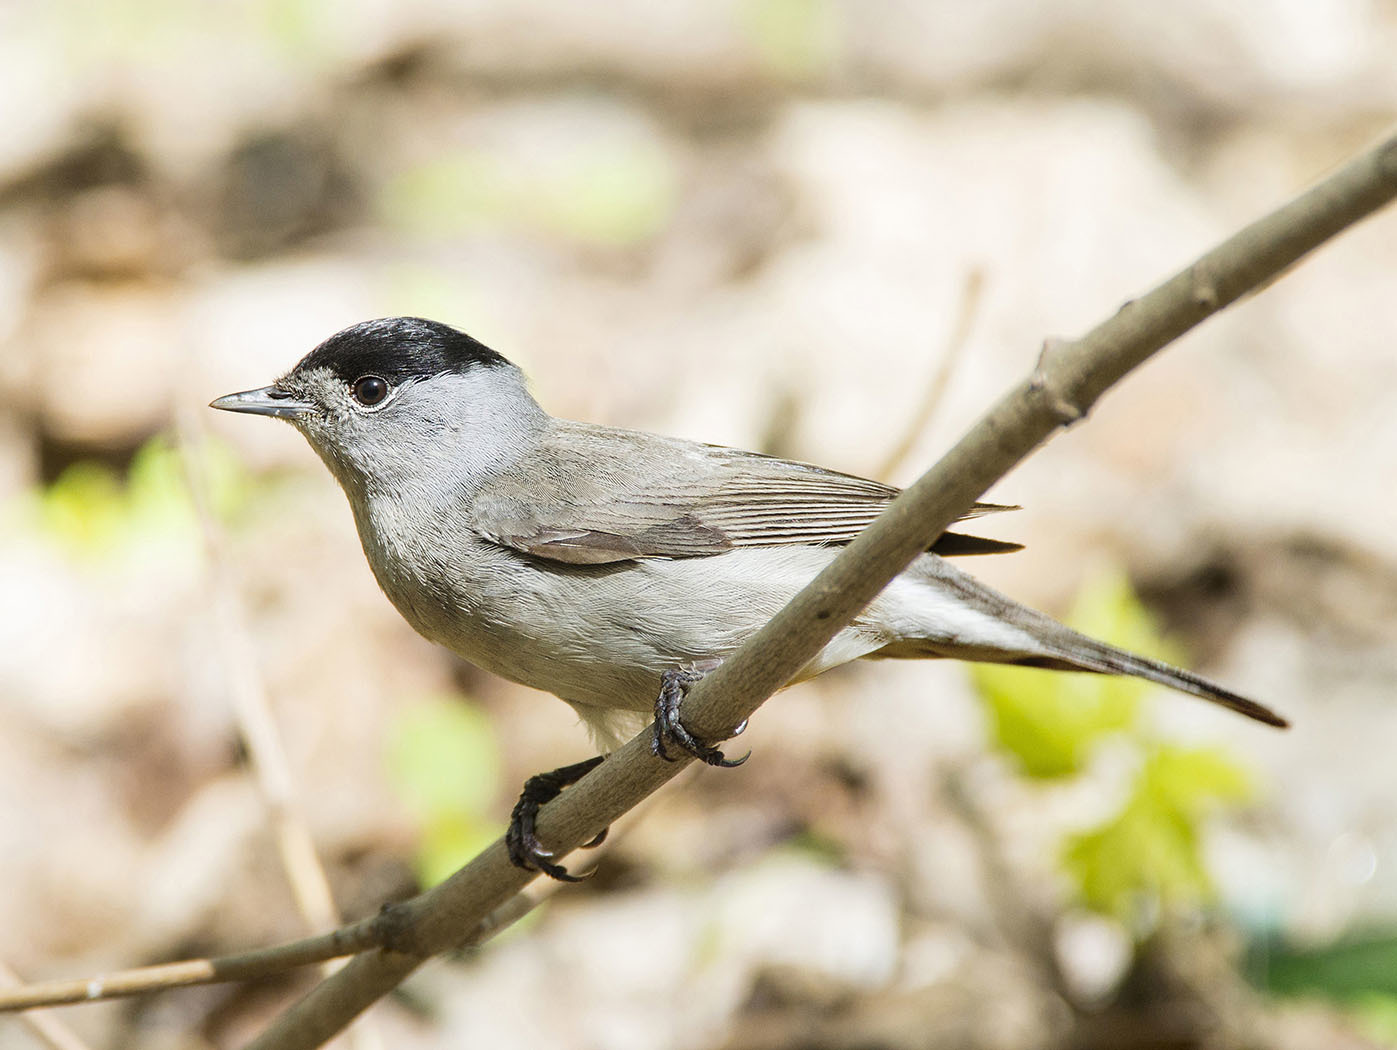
0,923,381,1012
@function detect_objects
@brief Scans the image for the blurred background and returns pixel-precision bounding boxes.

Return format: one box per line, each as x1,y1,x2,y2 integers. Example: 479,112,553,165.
2,1,1397,1048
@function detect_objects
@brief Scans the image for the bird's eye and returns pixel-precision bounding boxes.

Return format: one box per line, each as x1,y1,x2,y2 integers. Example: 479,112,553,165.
351,375,390,406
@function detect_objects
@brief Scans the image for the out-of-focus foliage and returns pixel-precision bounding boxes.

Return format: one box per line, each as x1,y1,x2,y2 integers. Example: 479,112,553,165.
1351,995,1397,1045
1251,931,1397,1029
971,568,1254,929
25,435,251,561
384,695,503,887
1250,931,1397,1044
971,568,1181,779
739,0,838,79
381,143,677,248
1063,745,1251,923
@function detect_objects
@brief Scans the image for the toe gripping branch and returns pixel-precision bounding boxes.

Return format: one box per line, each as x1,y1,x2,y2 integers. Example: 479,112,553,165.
651,667,750,768
506,755,608,882
506,666,749,883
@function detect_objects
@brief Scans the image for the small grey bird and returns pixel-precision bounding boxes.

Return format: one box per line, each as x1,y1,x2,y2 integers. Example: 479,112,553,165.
212,316,1286,879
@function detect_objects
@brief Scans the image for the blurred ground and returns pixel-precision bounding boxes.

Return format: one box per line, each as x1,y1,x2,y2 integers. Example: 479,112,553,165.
2,1,1397,1048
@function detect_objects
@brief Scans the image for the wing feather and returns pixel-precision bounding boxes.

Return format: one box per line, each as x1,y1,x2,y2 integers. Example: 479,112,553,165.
470,420,1021,565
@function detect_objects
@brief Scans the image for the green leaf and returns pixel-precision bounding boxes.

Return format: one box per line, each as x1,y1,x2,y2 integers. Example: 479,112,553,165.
971,567,1173,779
1143,745,1252,818
37,462,128,556
124,437,198,536
1249,931,1397,1001
30,434,253,562
1351,994,1397,1043
1248,941,1397,1043
971,663,1137,778
385,697,501,818
1066,566,1182,663
1062,745,1252,924
385,696,504,887
412,812,501,889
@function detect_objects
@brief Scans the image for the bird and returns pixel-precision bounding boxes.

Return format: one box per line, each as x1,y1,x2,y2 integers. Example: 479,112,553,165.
211,316,1287,879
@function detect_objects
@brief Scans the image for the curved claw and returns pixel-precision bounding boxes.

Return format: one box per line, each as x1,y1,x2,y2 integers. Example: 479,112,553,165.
505,755,607,882
506,815,594,882
652,666,754,768
582,826,609,849
535,857,592,883
651,721,675,763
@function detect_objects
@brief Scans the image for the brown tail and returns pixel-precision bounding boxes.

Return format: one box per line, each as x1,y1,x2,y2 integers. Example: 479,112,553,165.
1010,645,1289,728
892,555,1290,729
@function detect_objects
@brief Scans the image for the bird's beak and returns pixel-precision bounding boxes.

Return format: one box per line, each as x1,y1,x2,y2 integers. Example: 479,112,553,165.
209,386,314,420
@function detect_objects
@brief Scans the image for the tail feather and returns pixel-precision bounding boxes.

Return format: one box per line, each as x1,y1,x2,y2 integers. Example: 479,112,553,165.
885,556,1290,729
1012,641,1289,728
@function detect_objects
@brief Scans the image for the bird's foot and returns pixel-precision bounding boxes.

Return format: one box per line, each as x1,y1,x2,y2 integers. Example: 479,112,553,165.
651,666,750,767
505,755,608,882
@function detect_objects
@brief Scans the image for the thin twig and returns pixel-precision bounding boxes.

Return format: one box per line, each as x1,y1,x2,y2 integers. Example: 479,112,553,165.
876,266,985,480
0,960,94,1050
239,128,1397,1050
939,764,1068,1000
0,875,563,1014
177,418,345,937
178,418,374,1050
0,922,380,1013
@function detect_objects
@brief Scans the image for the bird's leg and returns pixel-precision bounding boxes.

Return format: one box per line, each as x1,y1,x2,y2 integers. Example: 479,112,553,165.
651,664,750,767
505,755,607,882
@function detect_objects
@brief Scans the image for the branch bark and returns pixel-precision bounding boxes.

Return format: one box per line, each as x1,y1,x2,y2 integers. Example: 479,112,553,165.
0,924,381,1012
0,877,553,1012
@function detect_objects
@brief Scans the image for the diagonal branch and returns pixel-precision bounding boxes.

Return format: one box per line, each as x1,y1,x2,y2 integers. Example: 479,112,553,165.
0,924,380,1013
242,126,1397,1050
0,959,94,1050
0,884,551,1013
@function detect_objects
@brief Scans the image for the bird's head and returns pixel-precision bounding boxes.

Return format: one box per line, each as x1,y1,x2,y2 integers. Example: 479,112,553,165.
211,316,545,500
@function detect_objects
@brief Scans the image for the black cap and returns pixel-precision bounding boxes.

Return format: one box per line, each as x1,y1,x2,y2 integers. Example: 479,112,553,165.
294,317,509,384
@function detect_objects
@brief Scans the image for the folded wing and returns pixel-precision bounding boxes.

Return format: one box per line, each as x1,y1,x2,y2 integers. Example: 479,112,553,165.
470,420,1022,565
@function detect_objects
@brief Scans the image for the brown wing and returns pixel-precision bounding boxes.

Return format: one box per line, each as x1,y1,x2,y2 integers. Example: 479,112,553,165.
470,420,1022,565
